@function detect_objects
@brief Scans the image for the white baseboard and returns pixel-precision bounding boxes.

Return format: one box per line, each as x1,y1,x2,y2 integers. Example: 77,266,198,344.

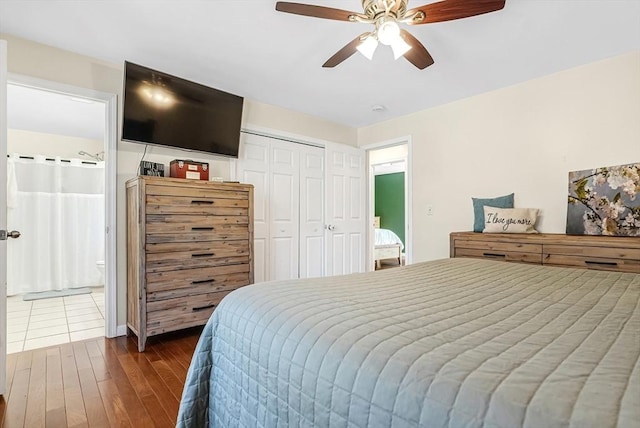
116,324,127,337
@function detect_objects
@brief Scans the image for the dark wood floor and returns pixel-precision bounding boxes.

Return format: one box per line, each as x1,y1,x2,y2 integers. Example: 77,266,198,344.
0,327,202,428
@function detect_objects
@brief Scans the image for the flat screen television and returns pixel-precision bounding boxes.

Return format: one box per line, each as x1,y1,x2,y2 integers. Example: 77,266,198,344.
122,62,244,158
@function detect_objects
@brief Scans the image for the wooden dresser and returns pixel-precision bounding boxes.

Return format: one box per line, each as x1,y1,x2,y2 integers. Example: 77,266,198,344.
126,176,254,351
450,232,640,273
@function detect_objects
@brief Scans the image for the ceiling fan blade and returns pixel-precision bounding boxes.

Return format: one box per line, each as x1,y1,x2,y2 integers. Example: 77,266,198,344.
275,2,358,21
406,0,506,24
400,30,434,69
322,34,367,68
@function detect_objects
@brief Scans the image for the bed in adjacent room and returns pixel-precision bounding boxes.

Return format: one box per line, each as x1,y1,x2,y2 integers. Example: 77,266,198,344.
374,216,404,269
177,256,640,428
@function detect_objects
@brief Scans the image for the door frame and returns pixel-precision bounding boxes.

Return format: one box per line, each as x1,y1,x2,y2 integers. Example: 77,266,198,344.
6,73,118,338
1,39,8,397
361,136,413,270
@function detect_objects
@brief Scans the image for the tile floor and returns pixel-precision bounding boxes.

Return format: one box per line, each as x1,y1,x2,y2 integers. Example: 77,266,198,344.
5,287,105,353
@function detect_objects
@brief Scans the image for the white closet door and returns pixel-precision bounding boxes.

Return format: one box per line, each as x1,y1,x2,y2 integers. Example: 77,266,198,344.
237,134,270,283
299,146,324,278
269,140,300,280
325,142,366,276
239,132,365,282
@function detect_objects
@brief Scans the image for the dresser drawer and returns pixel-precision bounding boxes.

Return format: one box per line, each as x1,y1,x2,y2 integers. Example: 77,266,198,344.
454,239,542,254
543,254,640,273
146,263,250,291
455,247,543,264
146,290,230,335
148,255,249,273
147,271,250,301
146,241,249,271
146,184,248,200
146,240,249,254
146,195,249,216
146,224,249,243
544,244,640,260
146,214,249,233
543,244,640,273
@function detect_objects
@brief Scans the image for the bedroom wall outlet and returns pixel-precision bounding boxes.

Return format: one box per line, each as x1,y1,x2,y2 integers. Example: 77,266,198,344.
426,205,434,216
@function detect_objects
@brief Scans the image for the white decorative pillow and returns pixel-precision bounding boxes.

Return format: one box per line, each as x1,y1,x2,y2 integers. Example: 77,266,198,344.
483,207,539,233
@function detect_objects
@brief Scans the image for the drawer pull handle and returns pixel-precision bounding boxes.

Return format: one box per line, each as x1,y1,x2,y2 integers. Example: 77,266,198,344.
191,200,214,204
192,227,214,231
483,253,506,258
192,304,216,312
192,253,215,258
585,260,618,267
191,279,215,285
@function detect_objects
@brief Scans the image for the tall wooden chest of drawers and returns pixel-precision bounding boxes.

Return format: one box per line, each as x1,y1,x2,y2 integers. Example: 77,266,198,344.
126,176,254,351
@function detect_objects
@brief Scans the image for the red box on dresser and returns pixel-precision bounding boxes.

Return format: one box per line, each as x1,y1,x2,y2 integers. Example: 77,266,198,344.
169,159,209,180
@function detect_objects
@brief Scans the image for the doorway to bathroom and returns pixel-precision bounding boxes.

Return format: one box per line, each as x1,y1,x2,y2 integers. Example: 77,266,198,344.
4,81,114,353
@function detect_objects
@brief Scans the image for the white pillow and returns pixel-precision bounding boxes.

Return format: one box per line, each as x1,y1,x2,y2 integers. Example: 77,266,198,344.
483,207,539,233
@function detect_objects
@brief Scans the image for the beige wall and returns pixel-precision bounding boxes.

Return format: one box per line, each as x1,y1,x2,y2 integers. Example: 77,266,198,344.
359,51,640,263
242,100,357,145
1,33,357,146
2,33,357,329
8,129,104,159
5,32,639,327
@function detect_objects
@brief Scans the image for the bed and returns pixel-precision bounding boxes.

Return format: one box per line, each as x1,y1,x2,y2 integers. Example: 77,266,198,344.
177,257,640,427
374,217,404,269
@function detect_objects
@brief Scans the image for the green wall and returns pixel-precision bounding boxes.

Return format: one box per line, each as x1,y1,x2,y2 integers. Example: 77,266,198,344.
374,172,405,246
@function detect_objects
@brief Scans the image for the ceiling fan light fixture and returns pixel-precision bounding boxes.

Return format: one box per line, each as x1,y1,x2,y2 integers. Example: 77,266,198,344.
390,37,411,60
356,35,378,60
377,19,400,46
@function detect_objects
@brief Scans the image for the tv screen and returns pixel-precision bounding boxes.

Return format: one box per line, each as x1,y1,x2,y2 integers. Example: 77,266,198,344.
122,62,244,158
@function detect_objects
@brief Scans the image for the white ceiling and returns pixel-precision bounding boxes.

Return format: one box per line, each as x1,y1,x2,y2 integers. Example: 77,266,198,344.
1,0,639,128
7,84,106,141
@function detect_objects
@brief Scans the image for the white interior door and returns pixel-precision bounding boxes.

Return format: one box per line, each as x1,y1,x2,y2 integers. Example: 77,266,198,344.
237,134,270,283
325,142,366,276
299,146,324,278
1,39,8,396
269,140,299,280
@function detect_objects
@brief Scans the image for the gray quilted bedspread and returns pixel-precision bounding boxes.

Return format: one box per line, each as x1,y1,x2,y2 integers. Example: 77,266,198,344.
176,258,640,428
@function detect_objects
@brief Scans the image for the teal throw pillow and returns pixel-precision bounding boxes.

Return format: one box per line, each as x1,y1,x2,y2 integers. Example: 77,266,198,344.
471,193,514,232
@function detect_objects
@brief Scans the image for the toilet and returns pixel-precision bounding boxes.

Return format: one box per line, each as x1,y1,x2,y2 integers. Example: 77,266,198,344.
96,261,105,285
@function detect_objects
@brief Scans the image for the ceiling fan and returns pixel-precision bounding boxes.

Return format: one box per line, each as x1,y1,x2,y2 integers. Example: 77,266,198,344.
275,0,506,69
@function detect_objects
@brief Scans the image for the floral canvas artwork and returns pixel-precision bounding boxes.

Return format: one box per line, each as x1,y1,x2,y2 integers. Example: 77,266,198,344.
567,162,640,236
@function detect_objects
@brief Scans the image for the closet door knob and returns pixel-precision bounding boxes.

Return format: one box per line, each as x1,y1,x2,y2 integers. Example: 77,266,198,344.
0,230,21,240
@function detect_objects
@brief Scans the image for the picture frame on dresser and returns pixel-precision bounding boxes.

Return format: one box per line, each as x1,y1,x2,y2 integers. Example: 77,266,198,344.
567,162,639,237
126,176,254,351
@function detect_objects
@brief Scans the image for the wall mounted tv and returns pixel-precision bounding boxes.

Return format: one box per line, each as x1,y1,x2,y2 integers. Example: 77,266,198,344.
122,61,244,158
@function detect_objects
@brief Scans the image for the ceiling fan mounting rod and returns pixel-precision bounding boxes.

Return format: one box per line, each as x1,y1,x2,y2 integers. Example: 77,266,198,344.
360,0,408,21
